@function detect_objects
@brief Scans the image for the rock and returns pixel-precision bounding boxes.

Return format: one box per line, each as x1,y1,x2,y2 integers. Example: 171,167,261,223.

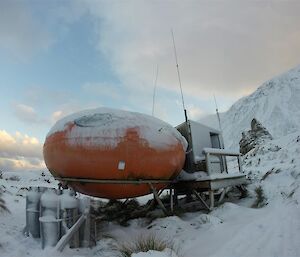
239,118,273,155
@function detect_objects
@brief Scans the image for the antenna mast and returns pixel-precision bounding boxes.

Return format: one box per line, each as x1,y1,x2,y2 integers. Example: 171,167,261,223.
171,30,188,122
214,94,222,132
152,65,159,116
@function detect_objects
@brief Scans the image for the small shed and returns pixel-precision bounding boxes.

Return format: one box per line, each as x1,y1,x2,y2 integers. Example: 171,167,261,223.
176,120,226,174
173,120,247,210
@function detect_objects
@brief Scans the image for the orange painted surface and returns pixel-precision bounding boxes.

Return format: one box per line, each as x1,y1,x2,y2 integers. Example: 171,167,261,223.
44,123,186,199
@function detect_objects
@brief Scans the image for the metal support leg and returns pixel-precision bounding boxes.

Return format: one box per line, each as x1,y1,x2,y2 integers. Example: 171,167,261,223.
192,190,210,211
157,190,164,197
149,183,169,215
174,189,178,206
122,199,130,206
170,189,174,214
218,188,227,204
82,213,90,248
209,190,215,210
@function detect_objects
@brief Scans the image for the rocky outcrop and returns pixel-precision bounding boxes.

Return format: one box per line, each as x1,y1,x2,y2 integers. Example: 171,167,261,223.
239,118,273,155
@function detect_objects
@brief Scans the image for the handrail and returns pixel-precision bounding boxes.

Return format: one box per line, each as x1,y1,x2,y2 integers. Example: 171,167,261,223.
203,147,241,156
203,148,243,174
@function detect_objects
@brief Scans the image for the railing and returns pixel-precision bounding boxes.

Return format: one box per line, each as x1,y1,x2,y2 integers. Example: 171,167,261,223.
203,147,243,175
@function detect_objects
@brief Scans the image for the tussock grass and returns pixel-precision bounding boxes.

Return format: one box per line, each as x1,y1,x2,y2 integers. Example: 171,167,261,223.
261,168,274,181
118,233,180,257
0,191,9,213
0,170,10,213
7,175,20,181
251,186,267,208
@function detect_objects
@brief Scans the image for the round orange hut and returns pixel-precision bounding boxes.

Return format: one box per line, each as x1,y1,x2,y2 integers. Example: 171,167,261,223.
43,108,187,199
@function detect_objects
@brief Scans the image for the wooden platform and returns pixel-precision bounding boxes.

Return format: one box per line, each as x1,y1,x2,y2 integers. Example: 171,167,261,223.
167,172,248,211
173,173,247,191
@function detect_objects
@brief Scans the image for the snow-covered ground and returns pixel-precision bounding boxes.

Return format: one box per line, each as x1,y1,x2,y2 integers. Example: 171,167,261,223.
1,130,300,257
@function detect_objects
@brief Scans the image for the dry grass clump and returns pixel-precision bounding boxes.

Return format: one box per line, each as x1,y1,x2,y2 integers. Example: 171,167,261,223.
251,186,267,208
118,233,180,257
0,170,9,213
7,175,20,181
0,191,9,213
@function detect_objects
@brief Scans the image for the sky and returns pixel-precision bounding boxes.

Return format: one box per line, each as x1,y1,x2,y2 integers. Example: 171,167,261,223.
1,0,300,172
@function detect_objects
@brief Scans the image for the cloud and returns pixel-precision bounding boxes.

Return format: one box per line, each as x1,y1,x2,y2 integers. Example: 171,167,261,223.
82,0,300,100
50,101,101,124
24,86,71,106
14,84,104,126
51,110,64,123
0,0,53,60
152,103,169,121
13,102,64,125
0,157,45,172
0,130,44,172
19,86,92,125
13,104,41,124
187,105,205,121
82,82,122,99
0,130,42,159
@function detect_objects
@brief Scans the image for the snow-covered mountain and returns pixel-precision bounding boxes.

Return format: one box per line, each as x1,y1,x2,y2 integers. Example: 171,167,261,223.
200,65,300,150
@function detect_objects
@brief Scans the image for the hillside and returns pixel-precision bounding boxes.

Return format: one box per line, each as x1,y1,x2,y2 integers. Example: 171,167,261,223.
200,65,300,150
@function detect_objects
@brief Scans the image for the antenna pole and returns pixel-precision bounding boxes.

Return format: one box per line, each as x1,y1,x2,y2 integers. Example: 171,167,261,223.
152,65,159,116
214,94,222,132
171,29,188,122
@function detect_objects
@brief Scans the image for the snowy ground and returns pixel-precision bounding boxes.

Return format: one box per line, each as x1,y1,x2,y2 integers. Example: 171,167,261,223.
1,131,300,257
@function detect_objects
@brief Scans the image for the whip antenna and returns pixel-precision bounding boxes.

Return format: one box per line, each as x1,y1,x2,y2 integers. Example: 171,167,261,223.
171,29,188,122
152,64,159,116
214,94,222,132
